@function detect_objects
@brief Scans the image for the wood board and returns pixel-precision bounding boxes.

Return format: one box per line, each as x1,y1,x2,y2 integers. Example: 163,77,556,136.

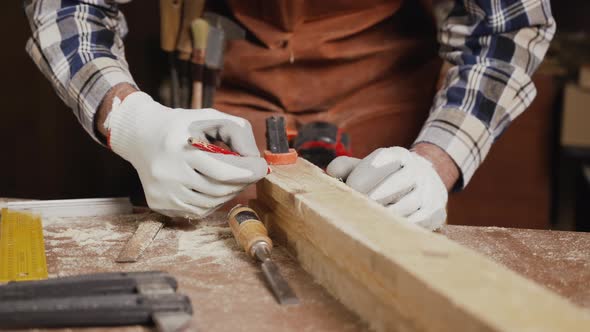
115,213,166,262
253,158,590,332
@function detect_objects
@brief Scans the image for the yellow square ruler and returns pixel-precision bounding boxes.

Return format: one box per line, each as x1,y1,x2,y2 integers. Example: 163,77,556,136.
0,208,48,282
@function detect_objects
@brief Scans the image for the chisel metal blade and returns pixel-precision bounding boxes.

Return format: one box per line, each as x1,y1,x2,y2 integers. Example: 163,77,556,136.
260,260,299,305
265,116,289,154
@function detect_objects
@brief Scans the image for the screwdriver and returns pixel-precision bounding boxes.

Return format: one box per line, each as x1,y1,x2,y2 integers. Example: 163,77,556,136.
227,205,299,305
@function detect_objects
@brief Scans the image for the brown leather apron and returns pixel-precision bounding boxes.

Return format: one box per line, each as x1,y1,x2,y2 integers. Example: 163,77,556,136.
213,0,442,158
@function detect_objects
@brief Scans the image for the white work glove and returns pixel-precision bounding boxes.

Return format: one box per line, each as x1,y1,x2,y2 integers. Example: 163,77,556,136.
326,147,447,230
105,92,268,219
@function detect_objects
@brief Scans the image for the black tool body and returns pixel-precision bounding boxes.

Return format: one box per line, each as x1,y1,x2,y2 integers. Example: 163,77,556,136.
0,271,192,330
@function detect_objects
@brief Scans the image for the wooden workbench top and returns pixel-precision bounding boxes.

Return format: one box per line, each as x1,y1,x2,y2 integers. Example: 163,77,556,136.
12,212,590,331
441,225,590,309
38,212,366,331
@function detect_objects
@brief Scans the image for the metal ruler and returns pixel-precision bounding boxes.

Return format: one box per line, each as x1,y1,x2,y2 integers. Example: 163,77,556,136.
0,208,48,282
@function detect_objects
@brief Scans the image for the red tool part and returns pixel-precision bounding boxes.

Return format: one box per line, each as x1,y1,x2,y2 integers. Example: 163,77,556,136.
292,122,352,169
188,138,272,173
188,138,239,156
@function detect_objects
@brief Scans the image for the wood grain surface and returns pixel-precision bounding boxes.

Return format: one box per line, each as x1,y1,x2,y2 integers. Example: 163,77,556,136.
254,159,590,332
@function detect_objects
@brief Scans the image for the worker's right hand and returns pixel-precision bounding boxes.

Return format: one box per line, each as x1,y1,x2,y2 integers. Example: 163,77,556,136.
104,92,268,219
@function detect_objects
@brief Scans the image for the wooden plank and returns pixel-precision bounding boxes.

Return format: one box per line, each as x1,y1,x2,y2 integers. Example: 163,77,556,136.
253,159,590,332
115,213,166,263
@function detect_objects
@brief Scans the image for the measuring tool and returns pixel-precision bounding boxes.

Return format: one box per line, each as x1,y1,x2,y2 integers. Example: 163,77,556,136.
0,208,48,282
227,205,299,305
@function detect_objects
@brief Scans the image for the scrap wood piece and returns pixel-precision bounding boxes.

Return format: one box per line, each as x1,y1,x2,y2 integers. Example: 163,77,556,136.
253,158,590,332
5,197,133,218
116,213,167,263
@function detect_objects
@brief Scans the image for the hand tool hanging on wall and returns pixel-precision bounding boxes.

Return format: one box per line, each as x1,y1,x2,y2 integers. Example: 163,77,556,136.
176,0,205,108
159,0,183,108
201,25,224,108
0,271,194,331
190,18,209,109
227,205,299,305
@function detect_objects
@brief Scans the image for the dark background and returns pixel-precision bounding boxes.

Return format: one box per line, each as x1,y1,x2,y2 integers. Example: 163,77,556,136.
2,1,163,201
1,1,587,229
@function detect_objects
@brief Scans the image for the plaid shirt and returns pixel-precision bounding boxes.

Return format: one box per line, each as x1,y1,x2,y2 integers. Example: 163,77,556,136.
24,0,555,188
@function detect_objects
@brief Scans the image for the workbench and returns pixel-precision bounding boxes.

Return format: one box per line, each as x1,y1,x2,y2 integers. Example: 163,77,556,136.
26,210,589,331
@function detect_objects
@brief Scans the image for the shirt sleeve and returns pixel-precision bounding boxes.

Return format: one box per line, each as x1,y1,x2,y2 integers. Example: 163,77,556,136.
413,0,556,188
24,0,137,143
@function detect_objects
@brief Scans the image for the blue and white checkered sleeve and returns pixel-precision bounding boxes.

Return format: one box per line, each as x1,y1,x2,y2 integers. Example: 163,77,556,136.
24,0,136,143
414,0,556,188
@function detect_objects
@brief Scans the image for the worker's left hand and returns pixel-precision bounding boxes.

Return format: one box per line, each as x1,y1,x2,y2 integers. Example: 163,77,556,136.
326,147,447,230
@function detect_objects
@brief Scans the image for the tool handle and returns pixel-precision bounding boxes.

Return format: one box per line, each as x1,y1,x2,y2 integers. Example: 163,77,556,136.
160,0,183,52
176,0,206,60
227,206,272,258
0,271,176,301
191,81,203,109
0,293,192,329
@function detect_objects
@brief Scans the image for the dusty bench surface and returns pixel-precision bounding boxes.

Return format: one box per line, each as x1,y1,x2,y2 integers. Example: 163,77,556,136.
38,212,366,332
442,225,590,309
7,209,589,331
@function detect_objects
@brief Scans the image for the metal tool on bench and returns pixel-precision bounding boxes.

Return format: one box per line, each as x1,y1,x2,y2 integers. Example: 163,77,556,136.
264,116,298,165
0,271,194,332
227,205,299,305
202,13,246,108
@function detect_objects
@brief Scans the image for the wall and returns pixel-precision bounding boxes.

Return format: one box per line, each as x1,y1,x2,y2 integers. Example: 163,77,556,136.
1,1,163,202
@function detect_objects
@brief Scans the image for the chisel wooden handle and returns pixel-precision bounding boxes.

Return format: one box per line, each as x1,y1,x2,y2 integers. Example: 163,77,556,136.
160,0,183,52
228,206,272,258
176,0,205,60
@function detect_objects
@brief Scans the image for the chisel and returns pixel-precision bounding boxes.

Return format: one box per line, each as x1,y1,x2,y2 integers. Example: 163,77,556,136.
264,116,298,165
227,205,299,305
202,25,224,108
159,0,183,108
190,18,209,109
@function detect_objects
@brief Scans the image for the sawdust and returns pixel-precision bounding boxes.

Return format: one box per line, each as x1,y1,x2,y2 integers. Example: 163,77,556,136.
44,224,125,246
42,213,244,275
173,224,241,265
35,212,370,331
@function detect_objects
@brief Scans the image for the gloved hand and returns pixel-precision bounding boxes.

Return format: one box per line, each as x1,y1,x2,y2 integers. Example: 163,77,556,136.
104,92,268,219
326,147,447,230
